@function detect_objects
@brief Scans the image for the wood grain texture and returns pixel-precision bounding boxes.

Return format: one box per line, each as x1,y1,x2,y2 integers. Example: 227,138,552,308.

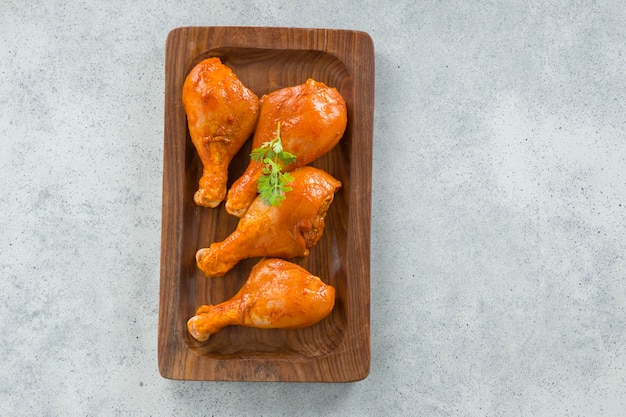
159,26,374,382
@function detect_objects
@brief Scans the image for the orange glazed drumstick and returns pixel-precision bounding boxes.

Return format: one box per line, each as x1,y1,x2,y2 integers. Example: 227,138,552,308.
187,258,336,341
225,78,347,217
182,57,259,208
196,166,341,277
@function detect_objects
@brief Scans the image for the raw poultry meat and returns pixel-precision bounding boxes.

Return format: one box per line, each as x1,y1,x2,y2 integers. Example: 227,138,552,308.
196,166,341,277
224,78,347,217
182,57,259,207
187,258,335,341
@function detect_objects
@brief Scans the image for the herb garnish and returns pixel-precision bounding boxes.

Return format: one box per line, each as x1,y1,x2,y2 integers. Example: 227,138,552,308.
250,122,297,206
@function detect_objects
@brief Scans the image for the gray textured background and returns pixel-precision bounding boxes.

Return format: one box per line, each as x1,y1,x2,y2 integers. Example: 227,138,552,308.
2,1,625,416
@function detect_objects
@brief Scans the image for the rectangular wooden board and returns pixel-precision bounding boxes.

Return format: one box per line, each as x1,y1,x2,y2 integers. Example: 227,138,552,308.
159,26,374,382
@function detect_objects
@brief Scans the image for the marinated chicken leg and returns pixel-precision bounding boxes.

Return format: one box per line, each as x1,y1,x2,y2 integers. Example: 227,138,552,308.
187,258,335,341
196,166,341,277
225,78,347,217
182,57,259,207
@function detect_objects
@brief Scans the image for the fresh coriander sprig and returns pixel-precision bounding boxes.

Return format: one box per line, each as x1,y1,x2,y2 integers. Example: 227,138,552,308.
250,122,297,206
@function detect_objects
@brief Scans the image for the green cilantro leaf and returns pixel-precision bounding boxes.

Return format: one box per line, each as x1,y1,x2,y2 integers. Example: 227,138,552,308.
249,122,296,206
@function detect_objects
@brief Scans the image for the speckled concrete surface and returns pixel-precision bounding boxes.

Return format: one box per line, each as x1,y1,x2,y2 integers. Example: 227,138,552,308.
1,1,625,416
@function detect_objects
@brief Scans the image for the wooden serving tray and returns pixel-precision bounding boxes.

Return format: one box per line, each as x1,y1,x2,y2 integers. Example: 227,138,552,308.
159,26,374,382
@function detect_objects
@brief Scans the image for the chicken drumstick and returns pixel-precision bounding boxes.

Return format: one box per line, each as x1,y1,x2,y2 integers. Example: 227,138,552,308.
196,166,341,277
224,78,347,217
182,57,259,208
187,258,336,342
